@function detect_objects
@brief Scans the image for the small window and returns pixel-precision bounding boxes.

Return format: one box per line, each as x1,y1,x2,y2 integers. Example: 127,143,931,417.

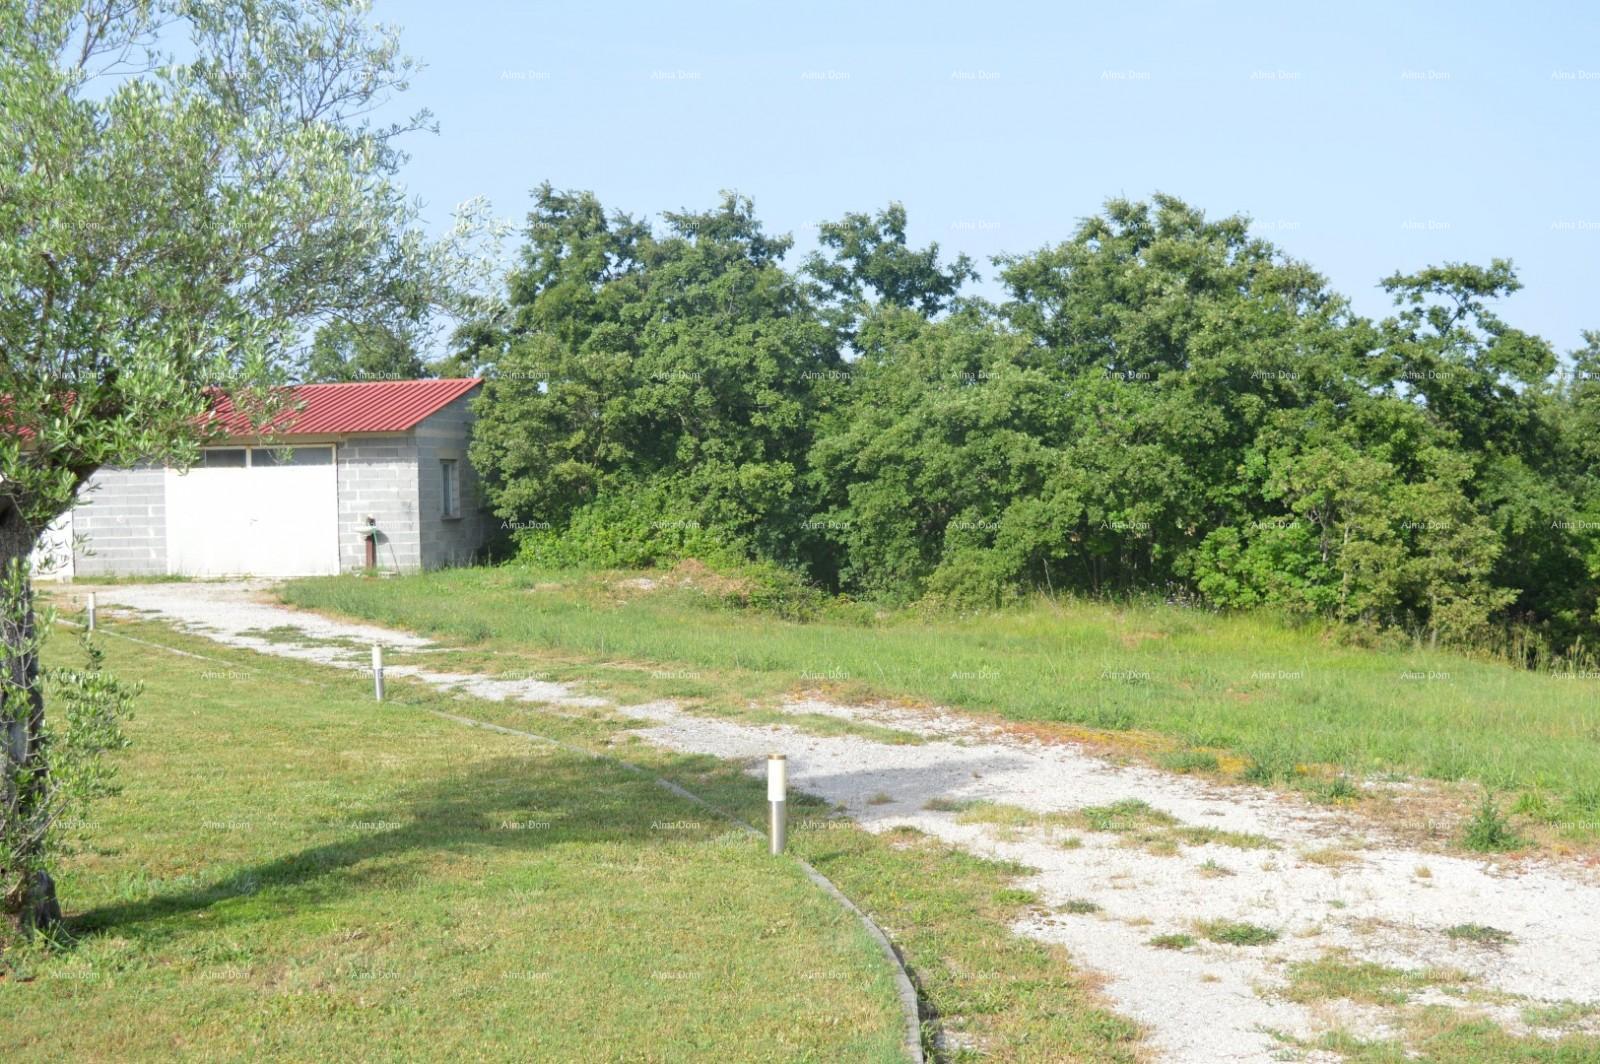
441,459,460,518
200,448,247,468
253,446,332,467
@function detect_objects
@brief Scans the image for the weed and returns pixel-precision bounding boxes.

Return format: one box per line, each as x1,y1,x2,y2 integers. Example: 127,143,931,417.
1158,749,1219,774
1300,846,1360,867
1148,933,1196,950
1284,952,1470,1006
1242,745,1301,785
1306,775,1363,803
1522,1001,1600,1027
1197,920,1279,946
1461,794,1525,853
1443,923,1513,947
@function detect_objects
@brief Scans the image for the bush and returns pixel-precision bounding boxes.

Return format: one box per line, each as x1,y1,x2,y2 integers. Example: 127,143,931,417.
918,550,1020,613
514,490,746,571
721,561,828,622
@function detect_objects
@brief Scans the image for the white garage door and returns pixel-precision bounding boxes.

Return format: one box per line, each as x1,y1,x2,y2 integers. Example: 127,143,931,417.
166,446,340,577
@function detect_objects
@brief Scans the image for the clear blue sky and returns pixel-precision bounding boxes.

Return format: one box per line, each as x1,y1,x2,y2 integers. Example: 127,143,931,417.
376,0,1600,354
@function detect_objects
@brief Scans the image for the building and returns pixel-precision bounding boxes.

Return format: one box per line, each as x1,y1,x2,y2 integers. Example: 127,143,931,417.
35,378,493,579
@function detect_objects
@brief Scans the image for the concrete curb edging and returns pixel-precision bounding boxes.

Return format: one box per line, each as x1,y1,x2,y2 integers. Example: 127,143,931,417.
71,621,927,1063
431,706,927,1064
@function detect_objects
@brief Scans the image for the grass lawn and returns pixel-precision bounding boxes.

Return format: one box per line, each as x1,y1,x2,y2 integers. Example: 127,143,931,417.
1,620,910,1062
7,609,1147,1063
280,566,1600,825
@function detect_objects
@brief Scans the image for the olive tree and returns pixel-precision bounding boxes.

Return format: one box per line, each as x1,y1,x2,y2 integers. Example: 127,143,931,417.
1,0,438,934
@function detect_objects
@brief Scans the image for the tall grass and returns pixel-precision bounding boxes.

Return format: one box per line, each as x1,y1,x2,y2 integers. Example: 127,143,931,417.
282,567,1600,813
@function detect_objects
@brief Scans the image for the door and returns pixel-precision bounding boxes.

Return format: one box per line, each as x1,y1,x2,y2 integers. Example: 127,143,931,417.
166,446,340,576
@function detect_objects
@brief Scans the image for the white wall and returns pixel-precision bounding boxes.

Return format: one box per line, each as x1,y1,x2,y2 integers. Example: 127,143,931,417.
28,510,74,581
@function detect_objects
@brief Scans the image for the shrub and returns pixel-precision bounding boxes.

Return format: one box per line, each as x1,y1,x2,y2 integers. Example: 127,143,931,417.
919,550,1020,613
514,489,746,571
727,561,828,622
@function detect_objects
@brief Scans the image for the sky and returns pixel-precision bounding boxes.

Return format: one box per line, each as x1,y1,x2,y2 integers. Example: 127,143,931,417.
372,0,1600,355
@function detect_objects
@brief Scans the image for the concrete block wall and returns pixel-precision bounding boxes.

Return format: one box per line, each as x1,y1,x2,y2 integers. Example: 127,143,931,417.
336,435,422,572
414,388,493,569
72,462,167,576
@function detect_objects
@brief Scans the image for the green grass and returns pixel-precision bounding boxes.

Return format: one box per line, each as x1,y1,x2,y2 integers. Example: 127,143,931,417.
1155,749,1220,774
1278,955,1600,1060
3,623,907,1062
1461,794,1529,853
1522,1002,1600,1027
280,567,1600,823
1196,920,1280,946
11,613,1147,1063
1147,933,1196,950
1443,923,1513,947
1305,1011,1600,1063
1283,953,1471,1006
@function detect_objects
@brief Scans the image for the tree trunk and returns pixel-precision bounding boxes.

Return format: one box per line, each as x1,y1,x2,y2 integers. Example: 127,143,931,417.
0,505,59,935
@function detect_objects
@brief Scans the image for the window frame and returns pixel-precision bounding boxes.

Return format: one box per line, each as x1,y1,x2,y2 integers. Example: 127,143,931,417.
199,447,248,468
251,445,334,468
440,458,461,519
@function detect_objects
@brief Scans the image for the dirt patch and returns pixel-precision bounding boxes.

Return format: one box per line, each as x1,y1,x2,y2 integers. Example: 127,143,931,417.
665,558,752,596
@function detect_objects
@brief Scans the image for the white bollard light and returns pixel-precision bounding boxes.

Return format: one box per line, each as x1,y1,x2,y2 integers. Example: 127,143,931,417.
86,592,96,632
372,644,384,702
768,753,787,855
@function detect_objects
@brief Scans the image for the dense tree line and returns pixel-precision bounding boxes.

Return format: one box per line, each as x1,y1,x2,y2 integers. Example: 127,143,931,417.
454,187,1600,657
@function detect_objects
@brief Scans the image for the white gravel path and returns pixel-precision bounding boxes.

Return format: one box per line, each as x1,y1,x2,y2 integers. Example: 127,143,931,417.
79,581,1600,1063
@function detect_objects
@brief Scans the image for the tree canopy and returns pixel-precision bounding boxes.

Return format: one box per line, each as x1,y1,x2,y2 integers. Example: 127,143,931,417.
461,188,1599,659
2,0,441,934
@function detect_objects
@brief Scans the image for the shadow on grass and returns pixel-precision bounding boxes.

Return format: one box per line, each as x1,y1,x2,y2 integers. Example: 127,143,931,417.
67,752,733,942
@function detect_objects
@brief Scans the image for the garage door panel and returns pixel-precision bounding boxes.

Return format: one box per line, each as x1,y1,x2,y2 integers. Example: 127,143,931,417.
166,447,340,577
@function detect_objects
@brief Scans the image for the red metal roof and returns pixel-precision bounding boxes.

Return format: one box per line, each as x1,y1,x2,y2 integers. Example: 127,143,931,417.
204,379,482,438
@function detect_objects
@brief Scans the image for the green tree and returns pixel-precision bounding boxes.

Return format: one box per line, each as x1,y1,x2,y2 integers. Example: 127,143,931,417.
804,202,976,342
304,319,428,383
1,0,435,933
467,188,840,569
